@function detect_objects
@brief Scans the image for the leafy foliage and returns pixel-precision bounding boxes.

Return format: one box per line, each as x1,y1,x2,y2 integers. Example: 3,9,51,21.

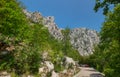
0,0,40,74
94,0,120,14
61,27,81,61
91,4,120,77
0,0,30,40
0,0,82,75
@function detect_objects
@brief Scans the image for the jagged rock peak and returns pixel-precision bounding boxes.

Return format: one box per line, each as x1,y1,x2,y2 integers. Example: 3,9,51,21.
23,9,100,56
70,28,100,56
43,16,63,40
23,9,43,23
23,9,63,40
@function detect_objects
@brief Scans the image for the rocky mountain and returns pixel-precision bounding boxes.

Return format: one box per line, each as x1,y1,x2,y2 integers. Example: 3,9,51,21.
43,16,63,40
70,28,99,56
23,9,100,56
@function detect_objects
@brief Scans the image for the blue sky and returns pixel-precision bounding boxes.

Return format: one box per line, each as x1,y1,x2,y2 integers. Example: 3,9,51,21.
20,0,105,31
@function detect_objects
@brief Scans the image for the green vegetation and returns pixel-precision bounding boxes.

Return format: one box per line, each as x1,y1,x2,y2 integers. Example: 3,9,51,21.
0,0,30,39
0,0,41,74
88,3,120,77
1,0,120,76
61,27,81,61
0,0,81,75
78,1,120,77
94,0,120,14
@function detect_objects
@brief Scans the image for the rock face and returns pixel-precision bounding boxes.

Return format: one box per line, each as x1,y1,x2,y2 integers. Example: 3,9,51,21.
23,10,99,56
43,16,63,40
43,18,100,56
23,9,63,40
23,9,42,23
70,28,99,56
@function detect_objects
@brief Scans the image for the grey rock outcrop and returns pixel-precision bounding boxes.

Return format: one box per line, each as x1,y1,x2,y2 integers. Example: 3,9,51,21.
23,10,100,56
70,28,99,56
23,9,42,23
43,16,63,40
0,71,10,77
43,17,100,56
23,9,63,40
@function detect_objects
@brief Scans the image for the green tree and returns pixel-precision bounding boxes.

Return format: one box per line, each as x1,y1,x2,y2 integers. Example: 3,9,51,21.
92,4,120,77
62,27,71,55
0,0,41,74
94,0,120,14
0,0,30,40
61,27,81,61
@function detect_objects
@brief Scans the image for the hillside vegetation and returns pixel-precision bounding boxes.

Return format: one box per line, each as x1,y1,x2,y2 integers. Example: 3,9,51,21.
0,0,81,75
1,0,120,77
89,4,120,77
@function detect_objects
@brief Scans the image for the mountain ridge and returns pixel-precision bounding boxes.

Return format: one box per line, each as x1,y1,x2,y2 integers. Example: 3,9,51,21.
23,9,100,56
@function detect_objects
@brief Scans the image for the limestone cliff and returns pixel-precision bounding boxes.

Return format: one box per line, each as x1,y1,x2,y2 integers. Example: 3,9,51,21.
70,28,99,56
23,10,100,56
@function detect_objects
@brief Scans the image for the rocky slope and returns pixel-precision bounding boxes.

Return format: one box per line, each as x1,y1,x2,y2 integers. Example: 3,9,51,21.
23,9,100,56
70,28,99,56
43,16,63,40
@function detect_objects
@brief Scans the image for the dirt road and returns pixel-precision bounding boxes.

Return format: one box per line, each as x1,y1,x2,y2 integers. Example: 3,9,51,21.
74,67,104,77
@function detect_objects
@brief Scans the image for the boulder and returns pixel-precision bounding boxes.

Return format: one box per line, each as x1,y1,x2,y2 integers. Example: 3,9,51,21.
39,67,45,74
45,61,54,72
0,71,10,77
39,66,48,77
64,56,75,68
51,71,59,77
